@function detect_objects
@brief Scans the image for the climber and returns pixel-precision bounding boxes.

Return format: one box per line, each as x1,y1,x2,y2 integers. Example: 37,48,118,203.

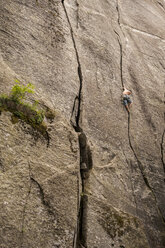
123,87,132,112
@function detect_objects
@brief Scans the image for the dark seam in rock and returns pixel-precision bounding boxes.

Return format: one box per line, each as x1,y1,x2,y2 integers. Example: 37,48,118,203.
157,1,165,12
45,130,50,148
62,2,93,247
159,61,165,70
30,177,56,217
71,96,79,130
116,1,165,224
75,0,79,29
20,163,32,248
115,0,125,90
114,30,124,90
77,133,93,248
128,114,165,224
0,28,14,38
62,0,83,132
161,130,165,173
115,3,138,214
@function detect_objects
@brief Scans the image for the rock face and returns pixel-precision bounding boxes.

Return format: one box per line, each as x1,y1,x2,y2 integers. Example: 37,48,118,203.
0,0,165,248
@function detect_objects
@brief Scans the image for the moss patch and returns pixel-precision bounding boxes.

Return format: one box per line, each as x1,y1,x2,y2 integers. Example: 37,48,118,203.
0,82,52,140
0,97,47,134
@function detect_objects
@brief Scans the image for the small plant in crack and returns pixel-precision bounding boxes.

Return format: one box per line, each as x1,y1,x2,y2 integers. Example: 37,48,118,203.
0,80,47,135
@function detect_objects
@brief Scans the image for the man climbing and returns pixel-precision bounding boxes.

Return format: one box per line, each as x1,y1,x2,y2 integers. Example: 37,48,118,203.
123,87,132,112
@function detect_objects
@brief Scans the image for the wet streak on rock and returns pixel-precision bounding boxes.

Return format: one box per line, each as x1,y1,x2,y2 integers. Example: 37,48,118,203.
61,1,93,247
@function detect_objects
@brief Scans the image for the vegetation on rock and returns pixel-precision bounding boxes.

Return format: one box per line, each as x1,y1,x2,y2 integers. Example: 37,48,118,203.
0,80,47,133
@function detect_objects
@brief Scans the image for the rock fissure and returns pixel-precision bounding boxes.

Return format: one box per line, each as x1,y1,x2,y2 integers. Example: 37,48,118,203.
62,0,83,132
161,130,165,173
115,2,139,214
115,1,124,90
20,163,32,248
116,0,121,28
157,1,165,11
0,28,14,37
116,1,165,41
61,2,93,247
128,115,165,224
77,133,93,248
30,177,56,217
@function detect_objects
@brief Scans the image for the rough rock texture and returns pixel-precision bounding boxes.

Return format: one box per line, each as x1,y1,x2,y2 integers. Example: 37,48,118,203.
0,0,165,248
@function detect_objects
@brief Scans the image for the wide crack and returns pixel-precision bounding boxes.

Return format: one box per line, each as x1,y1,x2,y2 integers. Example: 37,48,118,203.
128,115,165,224
62,1,93,247
62,0,82,132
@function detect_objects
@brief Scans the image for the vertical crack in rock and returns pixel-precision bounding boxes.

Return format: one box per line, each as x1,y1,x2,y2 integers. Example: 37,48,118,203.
77,133,93,248
116,0,124,90
116,0,165,224
114,30,124,90
20,163,32,248
116,0,121,27
75,0,79,29
62,0,82,132
62,1,93,247
161,130,165,173
115,0,138,213
128,115,165,224
45,130,50,148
